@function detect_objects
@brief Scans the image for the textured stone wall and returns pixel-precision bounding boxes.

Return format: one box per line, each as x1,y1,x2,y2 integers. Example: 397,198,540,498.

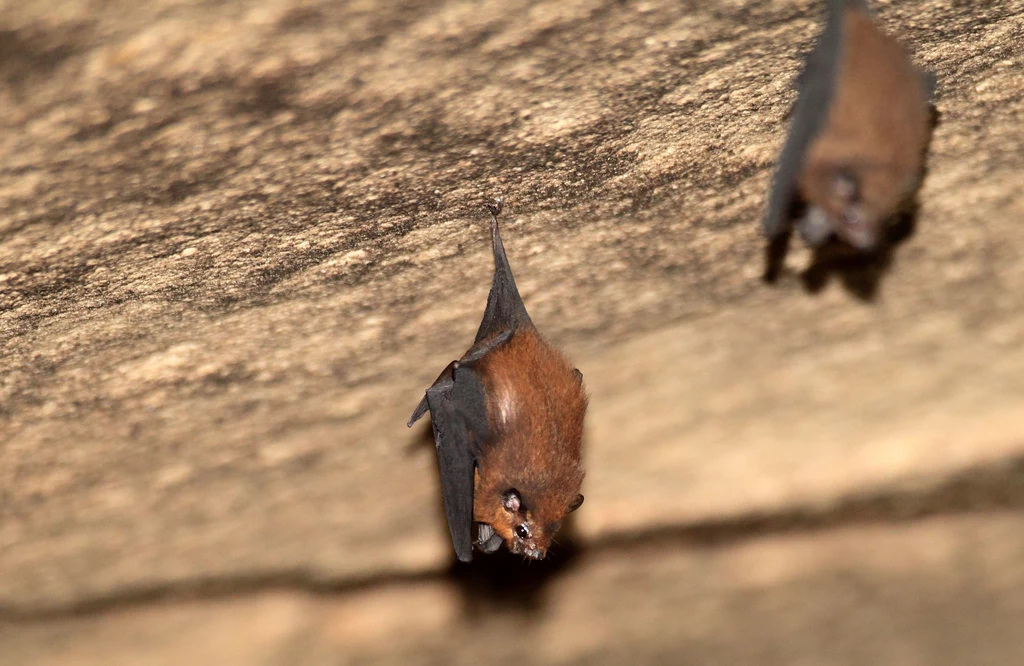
1,0,1022,663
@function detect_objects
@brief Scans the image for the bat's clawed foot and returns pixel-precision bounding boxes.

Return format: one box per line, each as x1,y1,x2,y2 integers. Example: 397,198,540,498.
484,197,504,220
475,523,503,554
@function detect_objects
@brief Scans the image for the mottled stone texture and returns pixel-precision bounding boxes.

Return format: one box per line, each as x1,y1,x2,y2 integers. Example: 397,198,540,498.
1,0,1022,662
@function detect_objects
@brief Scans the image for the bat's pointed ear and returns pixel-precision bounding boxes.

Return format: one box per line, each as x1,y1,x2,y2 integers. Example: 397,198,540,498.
573,368,583,384
501,489,522,513
568,494,584,513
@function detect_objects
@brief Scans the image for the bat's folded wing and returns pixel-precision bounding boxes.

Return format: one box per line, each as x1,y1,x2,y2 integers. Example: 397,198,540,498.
473,200,533,345
417,363,490,562
764,0,847,239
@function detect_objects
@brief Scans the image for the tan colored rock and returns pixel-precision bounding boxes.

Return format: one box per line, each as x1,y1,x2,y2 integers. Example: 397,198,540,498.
4,514,1024,665
0,0,1022,631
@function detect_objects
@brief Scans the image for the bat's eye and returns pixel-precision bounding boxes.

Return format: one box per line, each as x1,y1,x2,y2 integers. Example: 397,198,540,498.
515,524,530,539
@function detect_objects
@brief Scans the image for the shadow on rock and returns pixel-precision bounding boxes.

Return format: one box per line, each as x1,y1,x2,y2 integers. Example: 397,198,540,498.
447,521,584,619
406,417,587,618
799,206,918,302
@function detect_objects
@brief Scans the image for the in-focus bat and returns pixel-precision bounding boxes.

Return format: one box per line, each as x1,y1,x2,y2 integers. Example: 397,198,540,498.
763,0,934,272
408,199,587,562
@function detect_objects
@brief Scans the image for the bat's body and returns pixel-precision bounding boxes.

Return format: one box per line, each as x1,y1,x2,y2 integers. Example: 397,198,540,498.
764,0,933,255
408,200,586,562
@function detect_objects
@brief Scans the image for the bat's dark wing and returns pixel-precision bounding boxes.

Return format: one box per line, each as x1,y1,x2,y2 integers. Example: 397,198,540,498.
764,0,849,239
469,199,533,354
408,361,490,562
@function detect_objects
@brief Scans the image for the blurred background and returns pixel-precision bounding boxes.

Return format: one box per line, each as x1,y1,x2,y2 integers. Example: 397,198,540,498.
1,0,1023,664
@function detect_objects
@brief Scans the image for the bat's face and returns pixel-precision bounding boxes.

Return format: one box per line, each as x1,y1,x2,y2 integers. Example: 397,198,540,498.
485,489,584,560
801,166,892,251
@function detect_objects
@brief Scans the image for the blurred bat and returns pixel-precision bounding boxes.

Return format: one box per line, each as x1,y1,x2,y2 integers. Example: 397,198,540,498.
408,198,587,562
764,0,934,269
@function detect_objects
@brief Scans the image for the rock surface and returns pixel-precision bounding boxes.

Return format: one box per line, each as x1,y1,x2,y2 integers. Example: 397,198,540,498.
1,0,1022,661
5,514,1024,665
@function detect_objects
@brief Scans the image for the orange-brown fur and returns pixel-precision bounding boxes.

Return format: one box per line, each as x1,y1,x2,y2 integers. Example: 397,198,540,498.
799,7,930,241
472,327,587,557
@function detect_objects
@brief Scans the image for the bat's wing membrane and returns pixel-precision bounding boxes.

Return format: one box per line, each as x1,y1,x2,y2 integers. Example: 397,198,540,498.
764,0,848,239
409,361,490,562
473,200,533,347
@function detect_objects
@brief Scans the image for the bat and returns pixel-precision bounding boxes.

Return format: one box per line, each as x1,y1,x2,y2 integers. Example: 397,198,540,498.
408,198,587,562
763,0,934,269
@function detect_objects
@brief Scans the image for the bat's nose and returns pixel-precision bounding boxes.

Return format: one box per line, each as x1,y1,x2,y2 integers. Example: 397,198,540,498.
525,547,545,560
839,208,878,251
845,227,878,251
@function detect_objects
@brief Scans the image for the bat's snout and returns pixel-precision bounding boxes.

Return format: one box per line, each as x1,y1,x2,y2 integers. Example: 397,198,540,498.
839,206,880,251
842,224,880,251
524,547,545,560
